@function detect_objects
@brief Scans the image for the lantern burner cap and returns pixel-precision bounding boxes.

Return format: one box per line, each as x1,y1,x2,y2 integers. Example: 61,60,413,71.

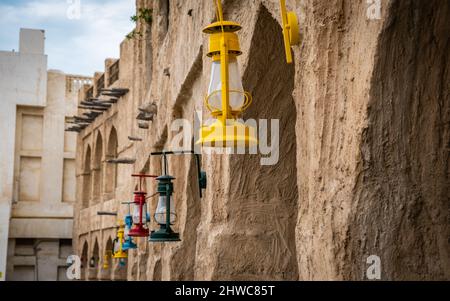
128,227,149,237
149,229,180,242
112,251,127,259
156,175,175,181
203,21,242,34
197,119,258,147
122,239,137,250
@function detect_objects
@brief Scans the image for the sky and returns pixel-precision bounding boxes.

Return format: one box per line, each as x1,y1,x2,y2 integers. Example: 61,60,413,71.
0,0,136,76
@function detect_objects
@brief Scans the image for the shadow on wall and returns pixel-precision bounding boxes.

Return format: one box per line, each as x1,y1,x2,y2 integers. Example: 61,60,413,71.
212,5,299,280
166,155,202,280
153,259,162,281
348,0,450,280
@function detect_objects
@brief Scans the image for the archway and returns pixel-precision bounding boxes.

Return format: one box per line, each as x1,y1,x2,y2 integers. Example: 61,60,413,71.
80,241,88,280
105,127,118,196
100,237,113,280
92,133,103,204
89,239,100,280
82,146,91,208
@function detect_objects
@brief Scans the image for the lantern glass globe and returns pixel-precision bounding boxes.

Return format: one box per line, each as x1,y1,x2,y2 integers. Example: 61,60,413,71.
207,57,245,111
132,202,147,225
154,195,176,225
113,239,120,254
124,215,132,238
124,225,130,239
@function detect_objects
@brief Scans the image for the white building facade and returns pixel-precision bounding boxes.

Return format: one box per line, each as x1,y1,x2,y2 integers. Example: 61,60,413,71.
0,29,90,280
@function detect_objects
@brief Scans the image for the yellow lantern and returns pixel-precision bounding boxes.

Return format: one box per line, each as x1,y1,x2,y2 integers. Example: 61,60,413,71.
112,222,128,259
103,251,111,270
197,0,258,147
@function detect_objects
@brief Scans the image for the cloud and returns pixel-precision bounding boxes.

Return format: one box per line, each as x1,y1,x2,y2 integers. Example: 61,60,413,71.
0,0,136,75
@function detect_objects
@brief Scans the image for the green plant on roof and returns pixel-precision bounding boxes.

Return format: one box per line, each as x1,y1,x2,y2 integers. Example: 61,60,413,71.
127,8,153,40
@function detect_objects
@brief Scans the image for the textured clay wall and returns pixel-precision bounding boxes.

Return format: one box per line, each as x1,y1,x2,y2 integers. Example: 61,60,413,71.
293,0,449,280
347,0,450,280
293,0,386,280
74,0,449,281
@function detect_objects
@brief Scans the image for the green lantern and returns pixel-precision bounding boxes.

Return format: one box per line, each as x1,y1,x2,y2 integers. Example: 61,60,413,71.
148,150,207,242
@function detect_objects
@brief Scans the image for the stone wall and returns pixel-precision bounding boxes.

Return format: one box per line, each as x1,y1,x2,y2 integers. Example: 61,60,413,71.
73,0,449,281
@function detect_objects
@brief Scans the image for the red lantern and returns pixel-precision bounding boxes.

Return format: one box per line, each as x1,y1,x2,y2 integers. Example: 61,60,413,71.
128,174,157,237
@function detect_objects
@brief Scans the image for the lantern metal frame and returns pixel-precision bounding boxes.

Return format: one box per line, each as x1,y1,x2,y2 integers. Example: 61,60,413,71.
149,150,207,242
112,222,128,259
121,204,138,250
197,0,300,146
103,250,112,270
149,174,180,242
197,0,258,147
128,174,157,237
96,211,128,260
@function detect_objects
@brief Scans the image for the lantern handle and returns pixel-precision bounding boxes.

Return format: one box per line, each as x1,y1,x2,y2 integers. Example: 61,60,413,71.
131,173,158,191
120,202,134,215
163,153,168,175
149,150,207,198
215,0,225,27
204,90,252,115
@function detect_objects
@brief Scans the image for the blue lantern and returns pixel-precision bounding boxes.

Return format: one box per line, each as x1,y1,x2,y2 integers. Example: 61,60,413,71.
122,205,137,250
